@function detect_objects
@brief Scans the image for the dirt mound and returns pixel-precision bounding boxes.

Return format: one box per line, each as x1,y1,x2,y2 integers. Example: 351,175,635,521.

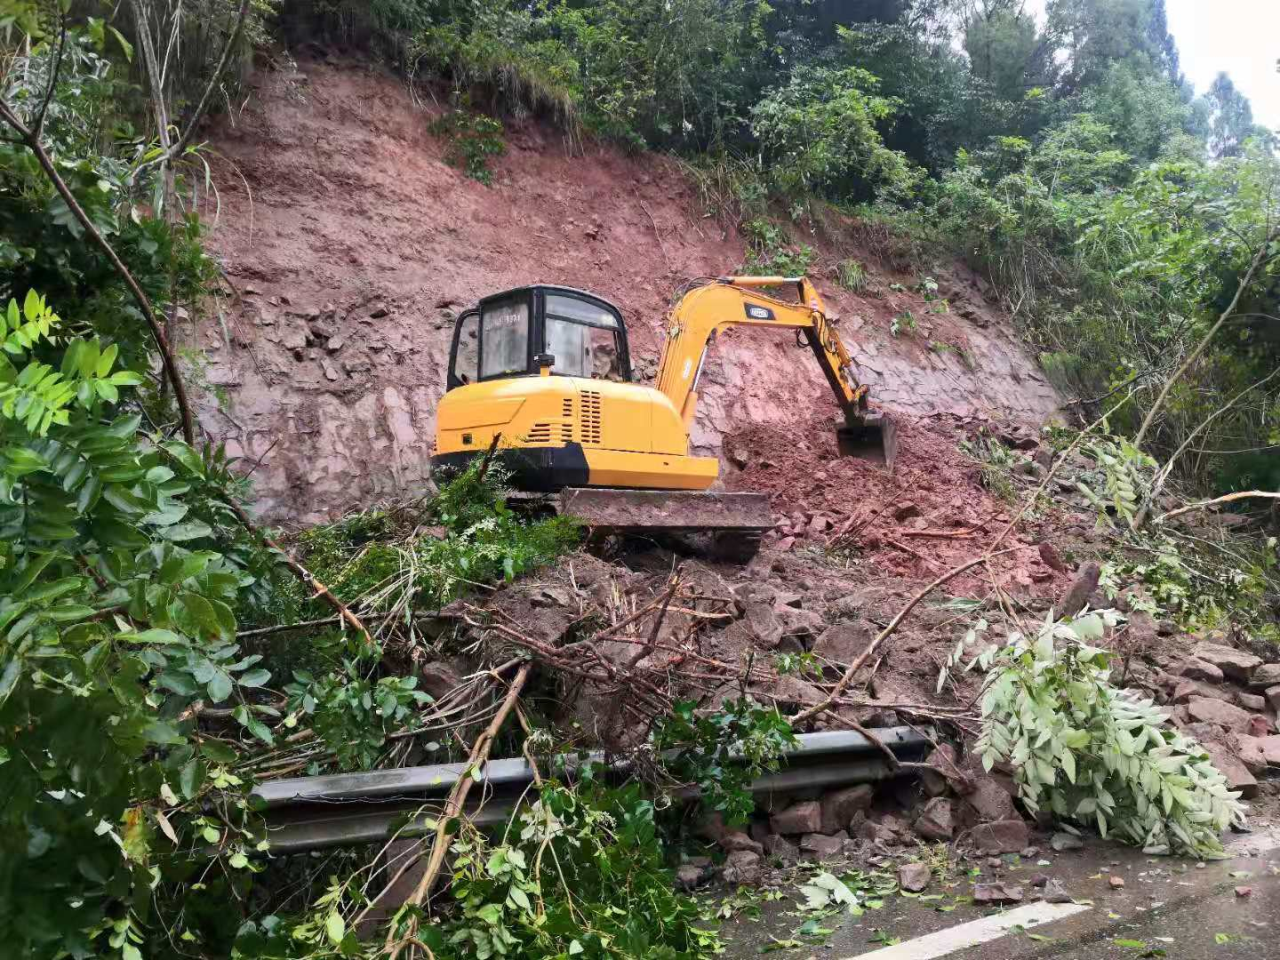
726,413,1067,597
192,56,1060,524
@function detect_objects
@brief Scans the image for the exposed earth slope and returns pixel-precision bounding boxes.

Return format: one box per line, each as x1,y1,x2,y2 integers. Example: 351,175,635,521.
194,57,1059,524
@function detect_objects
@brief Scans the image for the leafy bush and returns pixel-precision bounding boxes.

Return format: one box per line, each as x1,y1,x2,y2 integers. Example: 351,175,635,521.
750,65,920,203
0,291,277,956
653,696,796,825
741,218,814,277
950,611,1246,857
430,106,507,184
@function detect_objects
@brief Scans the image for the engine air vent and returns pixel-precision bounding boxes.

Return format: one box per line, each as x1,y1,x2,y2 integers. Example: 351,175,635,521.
526,422,553,444
580,390,602,445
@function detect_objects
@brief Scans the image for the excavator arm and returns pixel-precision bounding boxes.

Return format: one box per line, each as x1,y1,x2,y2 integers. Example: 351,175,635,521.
654,277,894,463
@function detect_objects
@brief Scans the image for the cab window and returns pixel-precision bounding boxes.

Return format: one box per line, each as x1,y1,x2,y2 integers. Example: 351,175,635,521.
544,294,623,380
480,298,529,379
450,310,479,386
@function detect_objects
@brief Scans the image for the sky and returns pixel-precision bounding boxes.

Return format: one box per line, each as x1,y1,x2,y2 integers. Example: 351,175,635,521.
1022,0,1280,131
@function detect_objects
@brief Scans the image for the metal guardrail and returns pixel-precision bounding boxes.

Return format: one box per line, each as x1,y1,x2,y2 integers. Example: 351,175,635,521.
257,726,932,853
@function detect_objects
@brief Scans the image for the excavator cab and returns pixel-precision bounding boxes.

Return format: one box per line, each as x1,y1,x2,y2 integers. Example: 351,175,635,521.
445,286,632,392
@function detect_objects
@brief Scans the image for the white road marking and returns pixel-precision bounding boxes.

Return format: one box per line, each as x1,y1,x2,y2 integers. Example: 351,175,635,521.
844,902,1091,959
840,828,1280,960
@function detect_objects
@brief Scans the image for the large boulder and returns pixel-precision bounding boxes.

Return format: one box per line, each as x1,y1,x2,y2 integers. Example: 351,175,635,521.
913,798,954,841
770,800,823,835
969,819,1030,854
1191,643,1262,682
820,784,875,834
1186,696,1254,734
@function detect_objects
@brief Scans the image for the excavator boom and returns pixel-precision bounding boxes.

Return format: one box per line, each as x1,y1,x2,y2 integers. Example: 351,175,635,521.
655,277,894,464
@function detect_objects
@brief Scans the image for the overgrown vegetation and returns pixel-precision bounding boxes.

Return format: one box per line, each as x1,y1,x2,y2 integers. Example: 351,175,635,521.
5,0,1280,956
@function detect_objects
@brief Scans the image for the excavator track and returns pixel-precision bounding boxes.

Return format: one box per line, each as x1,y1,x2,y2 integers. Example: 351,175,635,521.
559,488,772,562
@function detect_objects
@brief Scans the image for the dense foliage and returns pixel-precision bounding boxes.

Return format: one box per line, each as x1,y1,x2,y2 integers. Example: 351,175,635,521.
4,0,1280,957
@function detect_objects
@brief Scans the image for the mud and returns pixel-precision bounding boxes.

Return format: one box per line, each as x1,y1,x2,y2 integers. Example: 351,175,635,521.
193,57,1060,525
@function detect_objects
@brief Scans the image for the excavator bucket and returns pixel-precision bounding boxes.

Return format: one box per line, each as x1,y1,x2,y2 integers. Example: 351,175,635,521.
837,413,897,467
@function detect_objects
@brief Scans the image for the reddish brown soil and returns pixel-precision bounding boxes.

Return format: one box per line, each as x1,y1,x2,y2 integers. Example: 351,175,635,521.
193,56,1059,525
726,413,1068,597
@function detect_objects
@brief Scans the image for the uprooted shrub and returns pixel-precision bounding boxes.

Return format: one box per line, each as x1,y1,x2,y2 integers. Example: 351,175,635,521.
945,611,1247,857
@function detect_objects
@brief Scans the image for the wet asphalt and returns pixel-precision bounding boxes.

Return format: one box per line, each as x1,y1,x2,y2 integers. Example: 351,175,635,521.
718,827,1280,959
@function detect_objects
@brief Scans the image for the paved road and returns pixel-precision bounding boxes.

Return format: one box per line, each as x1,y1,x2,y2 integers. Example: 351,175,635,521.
721,829,1280,959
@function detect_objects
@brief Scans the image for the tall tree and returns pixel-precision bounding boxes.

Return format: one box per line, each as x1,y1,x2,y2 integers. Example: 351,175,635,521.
1206,72,1255,158
1047,0,1179,93
963,0,1050,102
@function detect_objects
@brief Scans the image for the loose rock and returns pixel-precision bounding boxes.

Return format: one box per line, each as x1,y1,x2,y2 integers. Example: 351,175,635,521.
1108,875,1125,890
1179,658,1225,683
969,819,1030,854
1050,831,1083,852
1042,879,1073,903
1186,696,1254,733
675,864,707,890
763,833,800,864
1191,643,1262,682
721,850,762,885
1250,663,1280,688
770,800,823,836
913,798,954,841
973,882,1023,905
718,831,763,856
898,862,931,893
800,831,848,858
820,784,875,834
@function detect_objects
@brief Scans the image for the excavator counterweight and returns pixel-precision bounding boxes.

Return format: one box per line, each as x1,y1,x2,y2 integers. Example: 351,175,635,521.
431,277,893,559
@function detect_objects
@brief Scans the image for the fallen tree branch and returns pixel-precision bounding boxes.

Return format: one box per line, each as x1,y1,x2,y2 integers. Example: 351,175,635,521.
1156,490,1280,524
225,499,373,649
391,662,534,957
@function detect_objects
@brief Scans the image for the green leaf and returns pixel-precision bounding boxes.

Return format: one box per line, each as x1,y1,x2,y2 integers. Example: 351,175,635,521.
106,23,134,61
206,670,233,703
325,912,345,945
95,342,119,377
160,520,214,542
239,668,271,688
179,759,205,799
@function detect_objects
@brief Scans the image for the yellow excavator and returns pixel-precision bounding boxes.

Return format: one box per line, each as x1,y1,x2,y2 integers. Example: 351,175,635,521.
431,276,893,556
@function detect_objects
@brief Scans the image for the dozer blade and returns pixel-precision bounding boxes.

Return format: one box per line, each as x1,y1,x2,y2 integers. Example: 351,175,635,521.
837,413,897,467
560,488,773,562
